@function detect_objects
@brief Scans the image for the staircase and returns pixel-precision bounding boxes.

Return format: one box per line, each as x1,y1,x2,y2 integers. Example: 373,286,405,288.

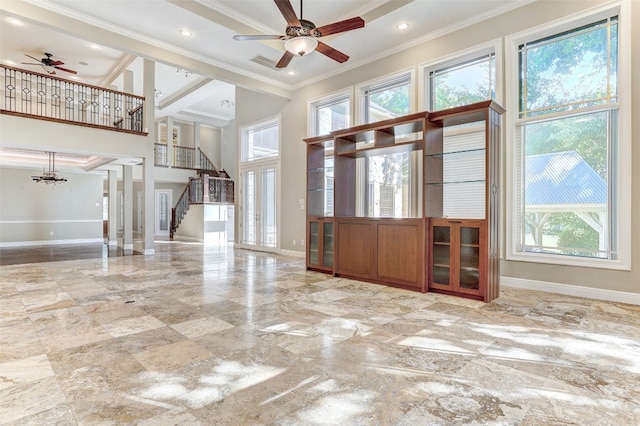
170,150,234,239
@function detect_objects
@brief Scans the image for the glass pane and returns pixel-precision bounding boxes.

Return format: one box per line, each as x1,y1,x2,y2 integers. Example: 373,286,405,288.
366,152,411,217
243,124,279,162
432,244,450,266
366,78,410,123
323,222,334,267
309,221,319,265
433,226,450,244
242,170,256,245
521,18,617,117
459,268,480,290
431,54,495,111
522,110,610,258
159,193,168,231
460,227,480,246
432,266,450,285
317,98,349,135
261,168,277,248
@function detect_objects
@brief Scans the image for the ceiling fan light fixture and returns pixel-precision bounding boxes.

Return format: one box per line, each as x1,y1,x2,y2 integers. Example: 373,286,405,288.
284,36,318,56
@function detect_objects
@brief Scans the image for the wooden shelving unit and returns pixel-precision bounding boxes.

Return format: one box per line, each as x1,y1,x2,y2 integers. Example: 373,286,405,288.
303,100,504,302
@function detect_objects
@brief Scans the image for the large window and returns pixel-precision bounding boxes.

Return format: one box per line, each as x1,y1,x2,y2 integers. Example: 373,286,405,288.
241,119,279,162
510,12,625,266
361,72,412,124
423,49,497,219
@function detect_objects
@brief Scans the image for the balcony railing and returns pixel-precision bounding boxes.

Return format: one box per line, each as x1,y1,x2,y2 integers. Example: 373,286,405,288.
1,65,146,135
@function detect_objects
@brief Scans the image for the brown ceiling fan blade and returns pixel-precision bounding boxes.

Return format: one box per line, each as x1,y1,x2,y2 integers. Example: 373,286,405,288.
233,34,285,41
274,0,301,27
276,51,295,69
316,41,349,63
24,54,42,62
50,60,65,66
316,17,365,36
54,66,77,74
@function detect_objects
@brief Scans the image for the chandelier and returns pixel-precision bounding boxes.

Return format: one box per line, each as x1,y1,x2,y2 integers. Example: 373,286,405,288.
31,152,67,185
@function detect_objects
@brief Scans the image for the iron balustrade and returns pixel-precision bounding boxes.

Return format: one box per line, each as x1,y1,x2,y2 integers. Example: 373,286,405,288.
208,177,235,203
170,175,235,239
154,143,168,167
1,65,145,134
174,146,196,169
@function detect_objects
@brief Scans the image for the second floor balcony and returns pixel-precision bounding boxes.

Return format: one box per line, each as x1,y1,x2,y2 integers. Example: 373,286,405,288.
1,64,146,135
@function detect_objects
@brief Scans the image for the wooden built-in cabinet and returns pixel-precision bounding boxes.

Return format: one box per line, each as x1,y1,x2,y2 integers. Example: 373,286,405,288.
304,101,504,302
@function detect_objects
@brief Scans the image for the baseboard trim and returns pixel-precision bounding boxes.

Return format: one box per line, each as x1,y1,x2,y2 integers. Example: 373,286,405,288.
0,238,104,248
280,249,305,258
501,276,640,306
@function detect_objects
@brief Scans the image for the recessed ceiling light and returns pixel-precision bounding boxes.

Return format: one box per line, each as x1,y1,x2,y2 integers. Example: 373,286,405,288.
79,61,89,66
5,60,15,65
397,23,409,30
71,76,78,80
179,28,193,37
287,70,296,76
89,43,101,49
7,17,24,26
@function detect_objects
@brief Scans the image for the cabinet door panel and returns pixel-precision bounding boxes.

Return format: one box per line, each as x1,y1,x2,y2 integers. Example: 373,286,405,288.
336,222,372,276
377,223,420,284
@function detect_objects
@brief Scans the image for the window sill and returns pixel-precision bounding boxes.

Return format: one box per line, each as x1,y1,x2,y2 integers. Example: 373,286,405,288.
506,251,630,271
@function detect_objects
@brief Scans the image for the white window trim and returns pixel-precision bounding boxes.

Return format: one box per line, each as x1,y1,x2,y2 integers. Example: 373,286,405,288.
307,86,354,137
240,115,281,164
418,39,503,111
504,1,631,271
355,67,416,125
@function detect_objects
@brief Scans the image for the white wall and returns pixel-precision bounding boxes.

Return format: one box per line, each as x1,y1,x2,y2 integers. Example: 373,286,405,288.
0,167,103,245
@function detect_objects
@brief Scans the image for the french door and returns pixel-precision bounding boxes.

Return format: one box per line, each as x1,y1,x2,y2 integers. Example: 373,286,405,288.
240,161,278,251
155,189,172,238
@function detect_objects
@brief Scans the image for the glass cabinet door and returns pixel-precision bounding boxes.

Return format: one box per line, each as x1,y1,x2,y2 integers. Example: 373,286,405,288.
431,225,451,286
459,226,480,290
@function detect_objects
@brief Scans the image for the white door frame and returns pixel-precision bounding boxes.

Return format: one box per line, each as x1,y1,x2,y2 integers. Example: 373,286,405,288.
238,159,280,253
155,189,172,238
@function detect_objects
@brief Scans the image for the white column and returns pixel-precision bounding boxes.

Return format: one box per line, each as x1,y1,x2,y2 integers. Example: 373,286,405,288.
108,169,118,246
194,121,201,168
123,69,134,93
143,58,156,255
123,164,133,250
167,116,174,168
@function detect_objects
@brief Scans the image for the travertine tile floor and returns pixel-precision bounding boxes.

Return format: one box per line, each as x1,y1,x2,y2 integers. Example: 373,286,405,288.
1,242,639,425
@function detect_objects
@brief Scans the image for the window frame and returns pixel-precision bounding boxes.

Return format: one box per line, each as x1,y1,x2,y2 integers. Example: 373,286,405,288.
505,2,631,270
240,115,281,164
307,88,353,137
418,40,502,112
355,68,416,125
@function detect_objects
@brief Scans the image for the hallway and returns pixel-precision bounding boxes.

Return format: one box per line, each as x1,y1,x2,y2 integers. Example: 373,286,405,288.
1,242,639,424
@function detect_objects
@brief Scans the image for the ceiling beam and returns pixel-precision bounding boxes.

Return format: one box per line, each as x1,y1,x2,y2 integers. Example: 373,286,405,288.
0,0,292,100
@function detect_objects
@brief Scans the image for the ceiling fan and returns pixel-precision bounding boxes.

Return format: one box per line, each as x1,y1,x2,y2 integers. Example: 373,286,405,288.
22,52,77,75
233,0,365,69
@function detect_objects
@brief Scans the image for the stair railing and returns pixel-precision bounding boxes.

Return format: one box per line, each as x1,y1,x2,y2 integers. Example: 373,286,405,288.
198,148,220,176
